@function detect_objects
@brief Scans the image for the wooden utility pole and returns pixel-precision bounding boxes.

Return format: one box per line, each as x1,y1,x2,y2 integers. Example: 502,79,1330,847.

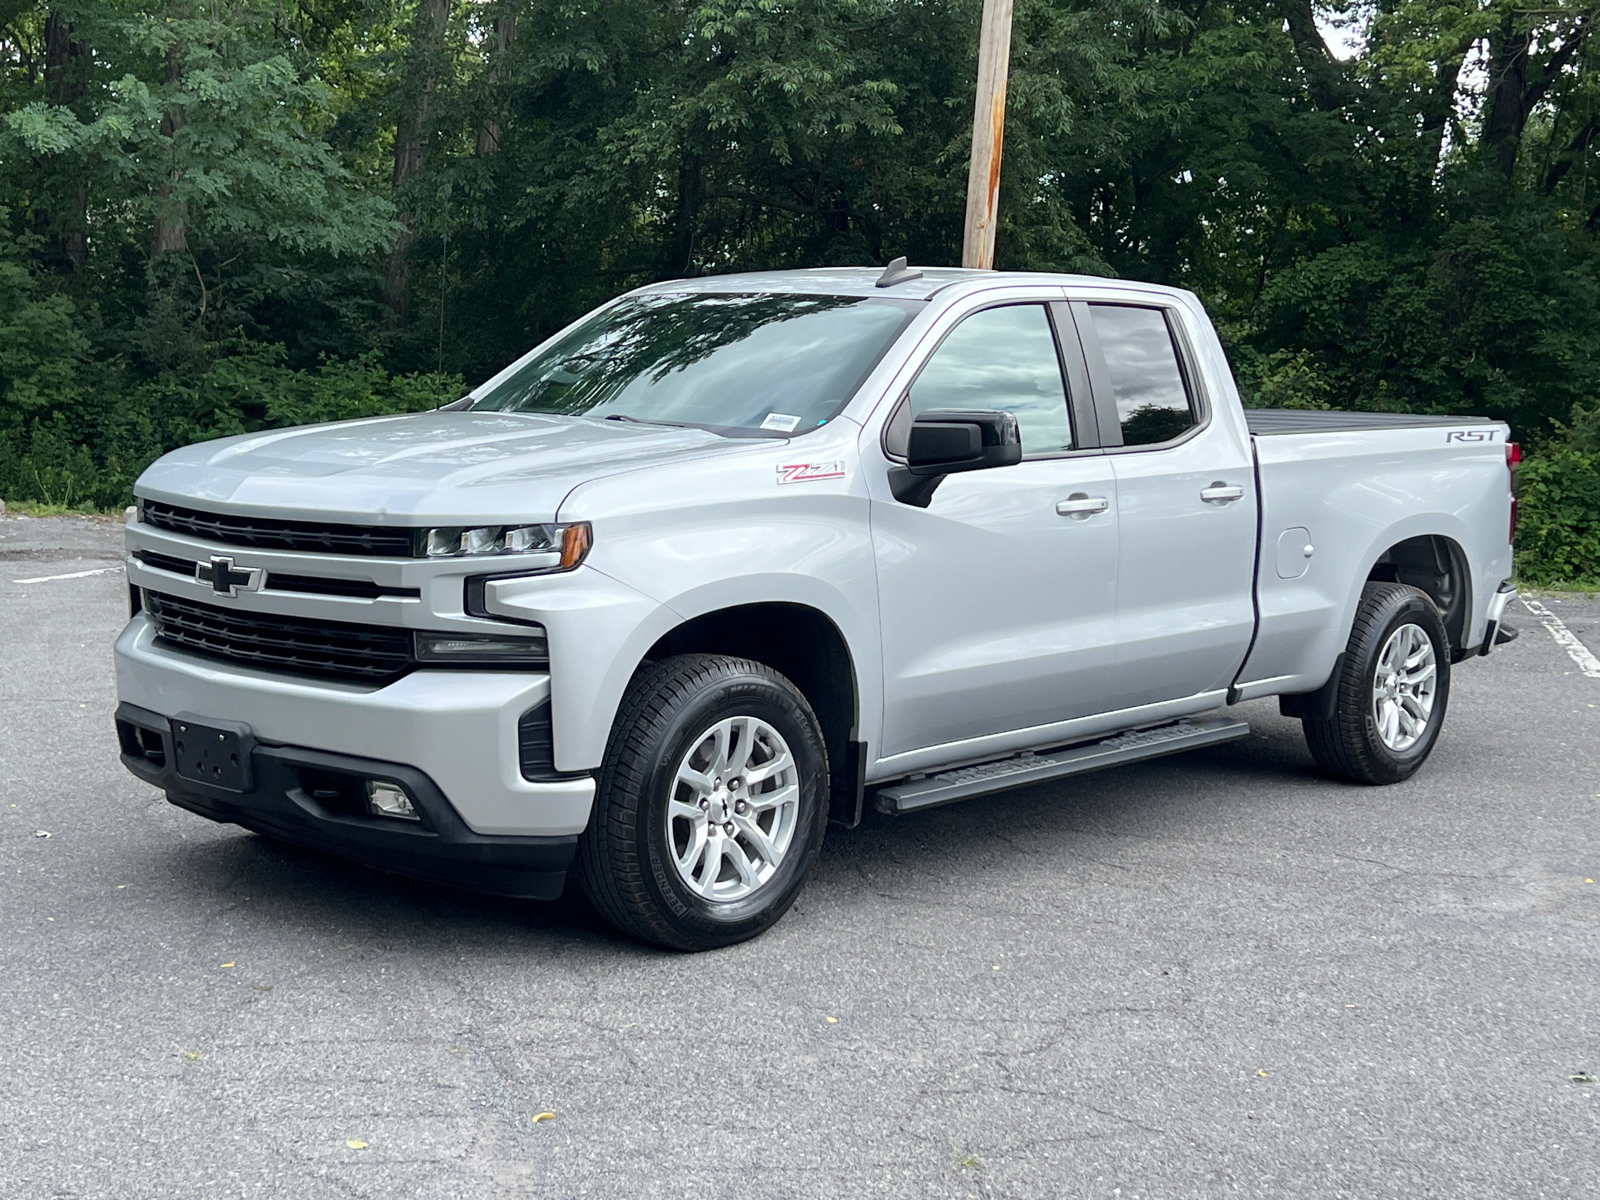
962,0,1014,269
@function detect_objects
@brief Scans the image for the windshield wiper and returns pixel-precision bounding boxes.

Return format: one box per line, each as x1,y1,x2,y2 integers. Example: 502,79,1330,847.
600,413,686,428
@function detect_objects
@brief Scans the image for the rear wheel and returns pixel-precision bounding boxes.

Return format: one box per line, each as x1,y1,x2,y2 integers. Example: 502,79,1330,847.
1303,582,1451,785
574,654,829,950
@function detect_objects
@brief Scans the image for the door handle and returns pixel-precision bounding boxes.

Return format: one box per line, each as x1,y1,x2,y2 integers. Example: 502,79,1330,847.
1200,483,1245,504
1056,494,1110,519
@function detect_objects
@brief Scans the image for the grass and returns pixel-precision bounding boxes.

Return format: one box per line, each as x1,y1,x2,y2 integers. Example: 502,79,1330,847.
0,498,127,519
1519,580,1600,598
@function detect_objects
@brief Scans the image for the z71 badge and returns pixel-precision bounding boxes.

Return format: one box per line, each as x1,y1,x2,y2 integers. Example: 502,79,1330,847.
776,461,846,484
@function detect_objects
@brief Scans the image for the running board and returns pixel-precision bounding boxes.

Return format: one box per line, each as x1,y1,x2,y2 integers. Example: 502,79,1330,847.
874,716,1252,815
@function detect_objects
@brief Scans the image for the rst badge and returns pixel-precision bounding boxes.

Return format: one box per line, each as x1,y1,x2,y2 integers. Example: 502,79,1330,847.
1445,428,1501,443
776,461,846,485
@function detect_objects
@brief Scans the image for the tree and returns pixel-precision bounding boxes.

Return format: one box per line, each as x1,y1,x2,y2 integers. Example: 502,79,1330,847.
1,0,1599,565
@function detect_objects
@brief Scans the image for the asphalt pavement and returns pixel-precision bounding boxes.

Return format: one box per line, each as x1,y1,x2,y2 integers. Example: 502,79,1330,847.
2,514,1596,1199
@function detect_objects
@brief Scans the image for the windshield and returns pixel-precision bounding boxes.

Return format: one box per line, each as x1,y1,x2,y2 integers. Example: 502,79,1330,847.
470,292,921,435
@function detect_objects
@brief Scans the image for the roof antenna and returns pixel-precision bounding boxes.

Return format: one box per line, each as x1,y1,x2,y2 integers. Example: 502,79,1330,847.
875,256,923,288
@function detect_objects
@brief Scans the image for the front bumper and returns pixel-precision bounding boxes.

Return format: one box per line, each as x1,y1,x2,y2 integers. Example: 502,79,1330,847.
116,702,575,899
114,615,594,836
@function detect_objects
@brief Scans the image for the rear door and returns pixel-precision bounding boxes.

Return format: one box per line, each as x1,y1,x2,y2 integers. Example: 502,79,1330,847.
1070,300,1257,711
869,299,1120,763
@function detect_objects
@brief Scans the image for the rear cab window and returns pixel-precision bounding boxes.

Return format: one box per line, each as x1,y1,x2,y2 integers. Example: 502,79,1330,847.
1084,304,1198,447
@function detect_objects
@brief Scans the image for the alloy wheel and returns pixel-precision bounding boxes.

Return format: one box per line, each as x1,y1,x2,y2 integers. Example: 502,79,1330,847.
1371,621,1438,753
665,715,800,902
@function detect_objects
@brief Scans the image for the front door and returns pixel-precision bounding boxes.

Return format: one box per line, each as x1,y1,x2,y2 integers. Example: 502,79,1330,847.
870,301,1120,763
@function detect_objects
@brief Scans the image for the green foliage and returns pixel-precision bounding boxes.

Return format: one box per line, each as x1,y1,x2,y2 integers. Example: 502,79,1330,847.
3,4,397,257
0,0,1598,577
0,243,86,422
0,423,102,509
1516,405,1600,586
1250,220,1600,432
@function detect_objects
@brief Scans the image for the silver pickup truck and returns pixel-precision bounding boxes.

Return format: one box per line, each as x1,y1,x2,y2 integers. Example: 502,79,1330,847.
113,264,1519,949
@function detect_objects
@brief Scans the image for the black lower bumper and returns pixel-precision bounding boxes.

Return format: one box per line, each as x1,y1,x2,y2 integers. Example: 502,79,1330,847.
115,702,576,900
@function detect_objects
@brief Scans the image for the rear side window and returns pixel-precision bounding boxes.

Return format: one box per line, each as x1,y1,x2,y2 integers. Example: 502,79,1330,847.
1087,304,1196,446
905,304,1074,456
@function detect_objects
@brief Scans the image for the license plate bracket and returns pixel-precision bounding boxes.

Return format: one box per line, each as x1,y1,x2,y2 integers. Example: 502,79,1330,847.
171,714,255,792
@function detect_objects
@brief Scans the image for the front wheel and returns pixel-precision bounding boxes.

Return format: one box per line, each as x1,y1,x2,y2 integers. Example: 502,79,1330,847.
1302,582,1451,785
574,654,829,950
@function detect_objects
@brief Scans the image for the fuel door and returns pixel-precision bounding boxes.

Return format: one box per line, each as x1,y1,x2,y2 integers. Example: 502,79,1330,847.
1275,527,1314,579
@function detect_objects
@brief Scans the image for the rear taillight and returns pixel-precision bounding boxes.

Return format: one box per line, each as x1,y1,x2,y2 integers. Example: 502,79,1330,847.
1507,441,1520,545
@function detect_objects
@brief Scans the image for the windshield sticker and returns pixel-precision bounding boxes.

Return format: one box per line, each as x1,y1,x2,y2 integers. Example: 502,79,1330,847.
777,461,846,485
760,413,802,432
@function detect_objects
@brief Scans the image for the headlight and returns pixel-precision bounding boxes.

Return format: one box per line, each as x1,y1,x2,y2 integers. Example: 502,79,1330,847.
419,521,592,571
414,629,549,666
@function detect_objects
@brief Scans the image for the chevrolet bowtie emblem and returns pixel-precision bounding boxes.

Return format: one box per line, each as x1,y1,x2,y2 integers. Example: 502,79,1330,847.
195,554,262,598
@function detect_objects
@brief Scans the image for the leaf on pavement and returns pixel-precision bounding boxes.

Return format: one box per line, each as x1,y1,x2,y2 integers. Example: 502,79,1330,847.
532,1112,555,1124
345,1140,368,1149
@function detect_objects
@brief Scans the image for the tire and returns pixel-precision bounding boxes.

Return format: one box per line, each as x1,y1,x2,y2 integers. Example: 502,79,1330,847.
574,654,830,950
1302,581,1451,785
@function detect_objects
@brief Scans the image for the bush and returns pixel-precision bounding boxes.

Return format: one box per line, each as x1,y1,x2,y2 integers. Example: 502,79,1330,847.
0,423,103,509
0,349,464,511
1515,405,1600,587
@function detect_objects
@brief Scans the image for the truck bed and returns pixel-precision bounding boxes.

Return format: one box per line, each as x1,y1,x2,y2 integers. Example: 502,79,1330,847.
1244,409,1498,436
1237,406,1511,701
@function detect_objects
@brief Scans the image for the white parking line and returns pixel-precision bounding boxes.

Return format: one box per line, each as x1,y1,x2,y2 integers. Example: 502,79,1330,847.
1520,597,1600,679
11,566,123,584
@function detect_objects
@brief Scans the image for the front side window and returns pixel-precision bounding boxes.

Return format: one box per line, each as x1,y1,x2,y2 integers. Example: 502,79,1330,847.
903,304,1075,456
471,292,920,436
1087,304,1197,446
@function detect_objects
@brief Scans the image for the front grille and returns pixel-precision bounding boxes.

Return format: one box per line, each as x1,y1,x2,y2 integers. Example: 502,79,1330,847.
136,549,197,576
133,551,420,600
264,573,421,600
145,590,414,685
142,500,417,558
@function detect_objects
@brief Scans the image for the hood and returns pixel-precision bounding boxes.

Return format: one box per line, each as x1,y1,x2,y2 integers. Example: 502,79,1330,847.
135,410,744,524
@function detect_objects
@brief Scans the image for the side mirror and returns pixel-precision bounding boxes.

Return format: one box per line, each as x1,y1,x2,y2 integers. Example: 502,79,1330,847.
890,409,1022,506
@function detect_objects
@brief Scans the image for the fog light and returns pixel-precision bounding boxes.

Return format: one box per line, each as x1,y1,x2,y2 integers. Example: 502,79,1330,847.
367,780,419,821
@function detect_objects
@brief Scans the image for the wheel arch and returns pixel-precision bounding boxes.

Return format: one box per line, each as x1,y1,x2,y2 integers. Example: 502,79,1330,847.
1280,529,1473,721
1364,533,1473,659
641,601,865,826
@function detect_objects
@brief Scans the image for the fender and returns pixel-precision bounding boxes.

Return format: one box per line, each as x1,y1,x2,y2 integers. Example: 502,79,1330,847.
644,571,881,763
1242,512,1478,699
